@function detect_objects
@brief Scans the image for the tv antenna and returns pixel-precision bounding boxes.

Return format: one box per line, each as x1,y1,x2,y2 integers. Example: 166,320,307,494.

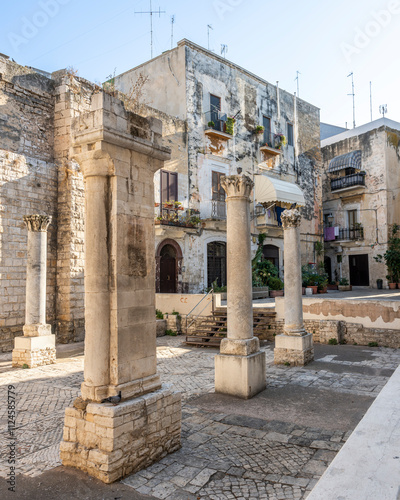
347,72,356,128
379,104,387,118
171,15,175,49
207,24,213,50
221,44,228,58
135,1,166,59
295,70,301,97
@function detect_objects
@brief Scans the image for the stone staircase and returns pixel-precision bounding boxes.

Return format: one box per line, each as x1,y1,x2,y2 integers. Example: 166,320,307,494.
185,308,276,347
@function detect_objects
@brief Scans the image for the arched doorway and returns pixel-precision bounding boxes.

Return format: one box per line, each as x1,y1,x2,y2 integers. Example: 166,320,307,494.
156,239,183,293
207,241,227,288
263,244,279,272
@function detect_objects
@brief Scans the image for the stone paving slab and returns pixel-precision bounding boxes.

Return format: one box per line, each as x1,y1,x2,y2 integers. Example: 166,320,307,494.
0,337,399,499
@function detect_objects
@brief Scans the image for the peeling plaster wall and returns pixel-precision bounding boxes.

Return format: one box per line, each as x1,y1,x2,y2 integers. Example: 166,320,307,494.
117,40,322,292
321,125,400,287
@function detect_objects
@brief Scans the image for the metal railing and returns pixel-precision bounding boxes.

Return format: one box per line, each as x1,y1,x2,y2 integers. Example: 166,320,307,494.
185,287,214,335
331,173,365,191
338,227,364,240
211,200,226,219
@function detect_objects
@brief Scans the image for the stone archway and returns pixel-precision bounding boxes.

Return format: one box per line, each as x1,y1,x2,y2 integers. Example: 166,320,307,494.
156,239,183,293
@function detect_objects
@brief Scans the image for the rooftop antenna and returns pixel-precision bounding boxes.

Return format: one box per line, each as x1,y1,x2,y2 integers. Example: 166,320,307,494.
207,24,213,50
170,15,175,50
295,70,301,97
379,104,387,118
135,0,166,59
347,72,356,128
221,44,228,59
370,81,373,122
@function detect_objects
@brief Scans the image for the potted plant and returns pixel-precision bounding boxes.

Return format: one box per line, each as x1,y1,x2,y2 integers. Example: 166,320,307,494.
207,121,215,128
327,280,339,290
163,200,174,209
338,277,352,291
255,125,264,135
154,202,160,207
268,277,284,297
274,133,287,150
317,273,329,294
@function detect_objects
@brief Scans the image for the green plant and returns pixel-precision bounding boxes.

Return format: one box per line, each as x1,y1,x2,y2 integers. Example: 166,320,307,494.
339,277,349,286
22,363,29,369
268,277,284,290
328,338,338,345
315,240,324,257
208,121,215,128
284,362,290,366
172,311,182,321
206,278,227,293
255,125,264,134
165,329,177,336
252,233,279,287
368,341,379,347
274,133,287,149
374,223,400,282
156,309,164,319
225,117,235,135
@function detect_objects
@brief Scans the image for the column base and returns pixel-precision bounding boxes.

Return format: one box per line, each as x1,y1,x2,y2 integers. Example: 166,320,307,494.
60,384,181,484
81,373,162,402
274,332,314,366
23,323,52,336
215,350,266,399
12,334,56,368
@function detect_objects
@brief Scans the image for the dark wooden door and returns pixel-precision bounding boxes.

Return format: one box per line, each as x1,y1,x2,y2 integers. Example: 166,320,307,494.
349,254,369,286
160,256,176,293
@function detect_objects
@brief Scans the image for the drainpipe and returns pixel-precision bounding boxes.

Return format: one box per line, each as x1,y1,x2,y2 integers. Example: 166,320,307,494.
276,81,280,121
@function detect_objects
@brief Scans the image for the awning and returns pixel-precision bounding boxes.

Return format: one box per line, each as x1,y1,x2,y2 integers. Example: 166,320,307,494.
254,175,305,207
328,150,361,173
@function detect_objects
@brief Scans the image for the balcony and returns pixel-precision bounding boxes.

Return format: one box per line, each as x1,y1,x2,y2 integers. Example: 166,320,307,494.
325,226,364,242
331,173,366,192
204,111,233,141
211,200,226,220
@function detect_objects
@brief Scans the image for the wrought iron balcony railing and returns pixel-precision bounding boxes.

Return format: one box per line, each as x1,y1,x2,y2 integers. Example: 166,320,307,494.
338,227,364,240
331,173,365,191
211,200,226,219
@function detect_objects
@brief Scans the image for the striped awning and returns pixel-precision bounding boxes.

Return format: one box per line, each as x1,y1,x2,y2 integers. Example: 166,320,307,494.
254,175,305,207
328,150,362,173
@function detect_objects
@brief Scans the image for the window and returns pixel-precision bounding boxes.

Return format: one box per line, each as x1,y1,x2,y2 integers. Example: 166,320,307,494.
207,242,227,287
160,170,178,204
347,209,358,228
212,171,226,201
287,123,294,146
263,116,271,146
210,94,221,131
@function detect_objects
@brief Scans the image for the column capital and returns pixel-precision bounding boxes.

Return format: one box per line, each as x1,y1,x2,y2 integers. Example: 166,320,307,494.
23,215,51,232
221,174,254,199
281,208,301,229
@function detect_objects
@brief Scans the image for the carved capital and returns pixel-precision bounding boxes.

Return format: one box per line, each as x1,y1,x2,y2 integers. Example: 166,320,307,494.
221,174,254,199
281,209,302,229
23,215,52,232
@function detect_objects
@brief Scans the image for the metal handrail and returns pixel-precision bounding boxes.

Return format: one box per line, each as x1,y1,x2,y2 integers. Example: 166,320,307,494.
185,288,214,335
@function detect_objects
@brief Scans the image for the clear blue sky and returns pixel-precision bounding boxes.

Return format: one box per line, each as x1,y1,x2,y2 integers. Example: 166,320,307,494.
1,0,399,128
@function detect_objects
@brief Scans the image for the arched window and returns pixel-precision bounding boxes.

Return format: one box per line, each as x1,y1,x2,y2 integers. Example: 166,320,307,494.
263,244,279,271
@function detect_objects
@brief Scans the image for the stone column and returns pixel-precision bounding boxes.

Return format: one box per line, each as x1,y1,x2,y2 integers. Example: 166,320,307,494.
214,174,266,399
12,215,56,368
274,209,314,366
60,92,181,483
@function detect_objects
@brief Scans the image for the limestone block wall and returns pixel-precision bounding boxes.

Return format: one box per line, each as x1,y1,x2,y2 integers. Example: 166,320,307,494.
0,56,57,351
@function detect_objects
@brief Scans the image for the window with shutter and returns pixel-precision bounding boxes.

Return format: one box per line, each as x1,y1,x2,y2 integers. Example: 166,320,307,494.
263,116,271,146
160,170,178,204
212,171,226,202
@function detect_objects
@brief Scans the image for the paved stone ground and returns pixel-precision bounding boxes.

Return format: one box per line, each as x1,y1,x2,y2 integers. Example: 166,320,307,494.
0,337,399,499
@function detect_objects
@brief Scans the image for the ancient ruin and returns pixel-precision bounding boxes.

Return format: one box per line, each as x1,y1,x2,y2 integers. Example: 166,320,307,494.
59,92,181,483
274,209,314,366
214,174,266,398
12,214,56,368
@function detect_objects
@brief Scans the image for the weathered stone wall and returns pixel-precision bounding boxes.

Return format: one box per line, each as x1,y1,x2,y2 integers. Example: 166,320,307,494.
321,125,398,287
0,56,57,351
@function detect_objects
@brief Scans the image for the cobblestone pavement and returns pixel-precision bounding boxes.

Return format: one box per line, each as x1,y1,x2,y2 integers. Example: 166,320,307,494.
0,338,399,499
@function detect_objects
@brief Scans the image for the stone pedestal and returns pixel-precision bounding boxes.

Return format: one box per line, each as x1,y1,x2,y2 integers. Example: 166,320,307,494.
214,175,266,399
60,92,181,483
12,215,56,368
274,209,314,366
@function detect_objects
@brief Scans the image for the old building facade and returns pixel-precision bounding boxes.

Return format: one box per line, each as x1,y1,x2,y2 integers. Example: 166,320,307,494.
321,118,400,287
115,39,322,293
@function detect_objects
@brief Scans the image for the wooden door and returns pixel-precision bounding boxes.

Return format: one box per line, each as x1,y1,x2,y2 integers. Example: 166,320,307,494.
349,254,369,286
